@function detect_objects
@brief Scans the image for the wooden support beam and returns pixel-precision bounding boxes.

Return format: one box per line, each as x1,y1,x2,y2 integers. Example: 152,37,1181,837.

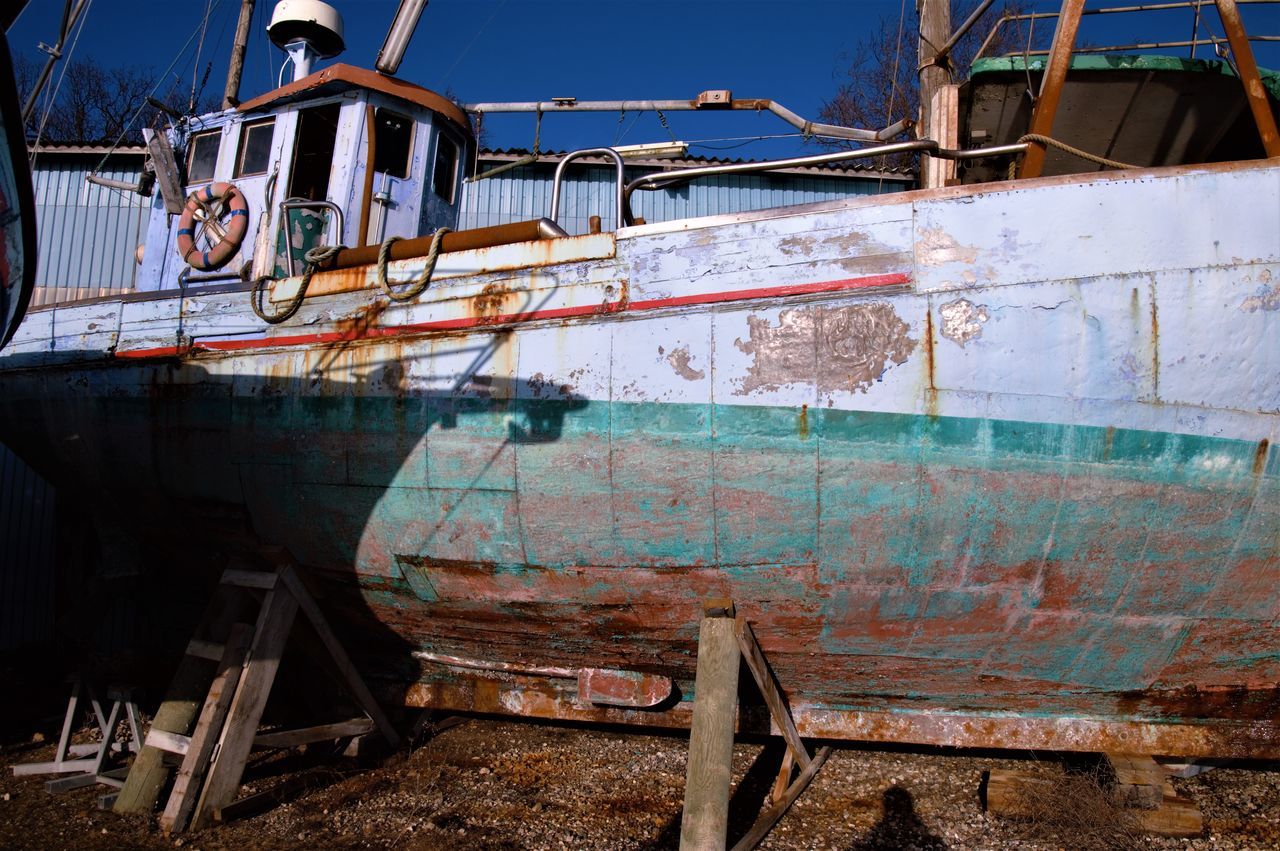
116,595,249,814
161,622,255,834
1216,0,1280,157
214,773,315,824
732,747,833,851
734,617,810,771
1106,752,1164,810
278,566,401,749
679,602,741,851
768,749,795,809
1019,0,1087,179
191,587,299,830
221,568,278,589
253,718,376,749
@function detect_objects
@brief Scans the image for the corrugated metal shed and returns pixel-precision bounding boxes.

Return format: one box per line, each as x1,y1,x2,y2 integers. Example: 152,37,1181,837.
0,443,56,651
29,145,150,306
460,149,911,235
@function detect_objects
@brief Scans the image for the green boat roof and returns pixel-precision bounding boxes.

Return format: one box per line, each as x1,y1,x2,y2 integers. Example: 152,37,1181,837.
970,54,1280,101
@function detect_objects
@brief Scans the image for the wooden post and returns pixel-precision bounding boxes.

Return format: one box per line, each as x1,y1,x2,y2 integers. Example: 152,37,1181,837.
680,600,740,851
160,622,255,834
1019,0,1087,179
923,85,960,188
917,0,952,184
191,586,299,829
222,0,257,109
1216,0,1280,157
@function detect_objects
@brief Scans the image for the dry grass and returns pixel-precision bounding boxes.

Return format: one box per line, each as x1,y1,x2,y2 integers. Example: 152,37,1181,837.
992,763,1146,851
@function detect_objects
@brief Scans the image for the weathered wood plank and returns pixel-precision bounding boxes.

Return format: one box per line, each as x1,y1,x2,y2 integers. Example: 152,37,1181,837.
731,746,832,851
278,565,400,749
191,588,298,829
679,603,740,851
734,616,810,771
144,729,191,757
161,622,254,834
253,718,375,749
1106,752,1164,809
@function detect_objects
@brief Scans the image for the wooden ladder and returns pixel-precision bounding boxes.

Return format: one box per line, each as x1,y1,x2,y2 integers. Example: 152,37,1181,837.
114,559,400,833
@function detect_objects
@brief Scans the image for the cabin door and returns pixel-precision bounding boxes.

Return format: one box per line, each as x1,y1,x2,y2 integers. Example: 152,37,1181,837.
364,108,416,245
274,102,341,277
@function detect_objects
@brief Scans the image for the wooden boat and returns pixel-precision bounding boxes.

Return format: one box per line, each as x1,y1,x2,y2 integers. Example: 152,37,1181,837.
1,1,1278,761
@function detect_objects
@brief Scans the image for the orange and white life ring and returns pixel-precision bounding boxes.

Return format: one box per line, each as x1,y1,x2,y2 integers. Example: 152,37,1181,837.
176,182,249,270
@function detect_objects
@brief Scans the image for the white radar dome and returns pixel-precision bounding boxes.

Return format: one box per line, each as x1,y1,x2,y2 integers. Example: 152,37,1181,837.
268,0,345,58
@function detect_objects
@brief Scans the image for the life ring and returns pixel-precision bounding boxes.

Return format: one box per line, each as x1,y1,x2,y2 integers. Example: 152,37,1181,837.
176,182,249,270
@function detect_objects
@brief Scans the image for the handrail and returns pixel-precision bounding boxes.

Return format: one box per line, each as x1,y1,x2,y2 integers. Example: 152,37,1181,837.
550,148,625,232
621,140,1028,226
974,0,1280,60
463,98,914,144
277,199,346,277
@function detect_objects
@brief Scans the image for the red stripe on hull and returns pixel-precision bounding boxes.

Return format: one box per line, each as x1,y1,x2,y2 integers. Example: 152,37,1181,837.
114,271,911,359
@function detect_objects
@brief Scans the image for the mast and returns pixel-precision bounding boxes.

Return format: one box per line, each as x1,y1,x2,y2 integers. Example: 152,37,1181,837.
223,0,256,109
917,0,955,187
916,0,950,142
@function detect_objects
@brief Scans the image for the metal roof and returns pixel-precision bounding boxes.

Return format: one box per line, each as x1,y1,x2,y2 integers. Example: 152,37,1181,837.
477,147,916,179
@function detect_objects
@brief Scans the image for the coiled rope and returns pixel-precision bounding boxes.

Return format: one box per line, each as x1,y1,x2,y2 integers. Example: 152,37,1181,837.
1016,134,1137,171
251,243,345,324
375,228,452,302
251,228,452,323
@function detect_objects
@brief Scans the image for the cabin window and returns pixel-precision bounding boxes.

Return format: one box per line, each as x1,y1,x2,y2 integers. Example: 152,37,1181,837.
372,109,413,178
432,130,459,204
186,130,220,184
287,102,342,201
234,118,275,177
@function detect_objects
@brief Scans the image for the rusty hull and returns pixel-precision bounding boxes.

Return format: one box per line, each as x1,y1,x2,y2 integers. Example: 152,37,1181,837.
1,158,1279,759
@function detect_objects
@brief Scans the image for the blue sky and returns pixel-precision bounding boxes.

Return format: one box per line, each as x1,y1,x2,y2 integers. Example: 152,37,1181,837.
10,0,1280,158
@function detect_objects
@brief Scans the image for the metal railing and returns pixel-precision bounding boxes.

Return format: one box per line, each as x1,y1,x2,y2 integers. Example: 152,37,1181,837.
550,148,626,233
975,0,1280,61
620,140,1028,226
277,199,346,277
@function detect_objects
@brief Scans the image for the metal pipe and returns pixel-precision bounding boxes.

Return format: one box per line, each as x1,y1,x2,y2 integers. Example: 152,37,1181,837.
974,0,1278,59
463,98,913,143
620,140,1029,224
22,0,88,125
1217,0,1280,157
935,0,997,64
550,148,625,231
1017,35,1279,54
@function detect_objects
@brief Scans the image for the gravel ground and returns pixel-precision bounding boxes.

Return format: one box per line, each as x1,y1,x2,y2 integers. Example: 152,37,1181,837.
2,717,1278,850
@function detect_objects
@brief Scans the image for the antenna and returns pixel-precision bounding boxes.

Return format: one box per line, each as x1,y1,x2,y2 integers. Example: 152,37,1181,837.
267,0,345,82
375,0,428,76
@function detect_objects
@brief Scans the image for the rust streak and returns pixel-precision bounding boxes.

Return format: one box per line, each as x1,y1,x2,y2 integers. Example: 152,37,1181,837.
1254,438,1270,476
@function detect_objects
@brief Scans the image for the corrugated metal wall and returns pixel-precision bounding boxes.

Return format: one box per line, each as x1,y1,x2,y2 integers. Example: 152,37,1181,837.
0,443,56,651
30,150,149,306
460,162,907,235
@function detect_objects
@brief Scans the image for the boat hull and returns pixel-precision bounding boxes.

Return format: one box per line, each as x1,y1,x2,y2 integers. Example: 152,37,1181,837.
2,159,1278,756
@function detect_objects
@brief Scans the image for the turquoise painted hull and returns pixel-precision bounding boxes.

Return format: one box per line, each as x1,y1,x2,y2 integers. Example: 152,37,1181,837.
3,158,1279,755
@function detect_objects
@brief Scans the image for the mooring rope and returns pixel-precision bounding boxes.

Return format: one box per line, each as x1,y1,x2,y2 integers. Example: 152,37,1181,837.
1017,133,1138,170
374,228,452,302
250,243,345,325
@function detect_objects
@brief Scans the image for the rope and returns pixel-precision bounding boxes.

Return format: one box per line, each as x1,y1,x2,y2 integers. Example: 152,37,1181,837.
251,243,344,324
375,229,452,302
1017,134,1137,170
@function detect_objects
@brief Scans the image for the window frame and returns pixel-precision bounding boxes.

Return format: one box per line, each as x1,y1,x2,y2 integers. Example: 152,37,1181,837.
372,107,414,179
185,129,222,185
432,127,462,205
234,117,276,178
